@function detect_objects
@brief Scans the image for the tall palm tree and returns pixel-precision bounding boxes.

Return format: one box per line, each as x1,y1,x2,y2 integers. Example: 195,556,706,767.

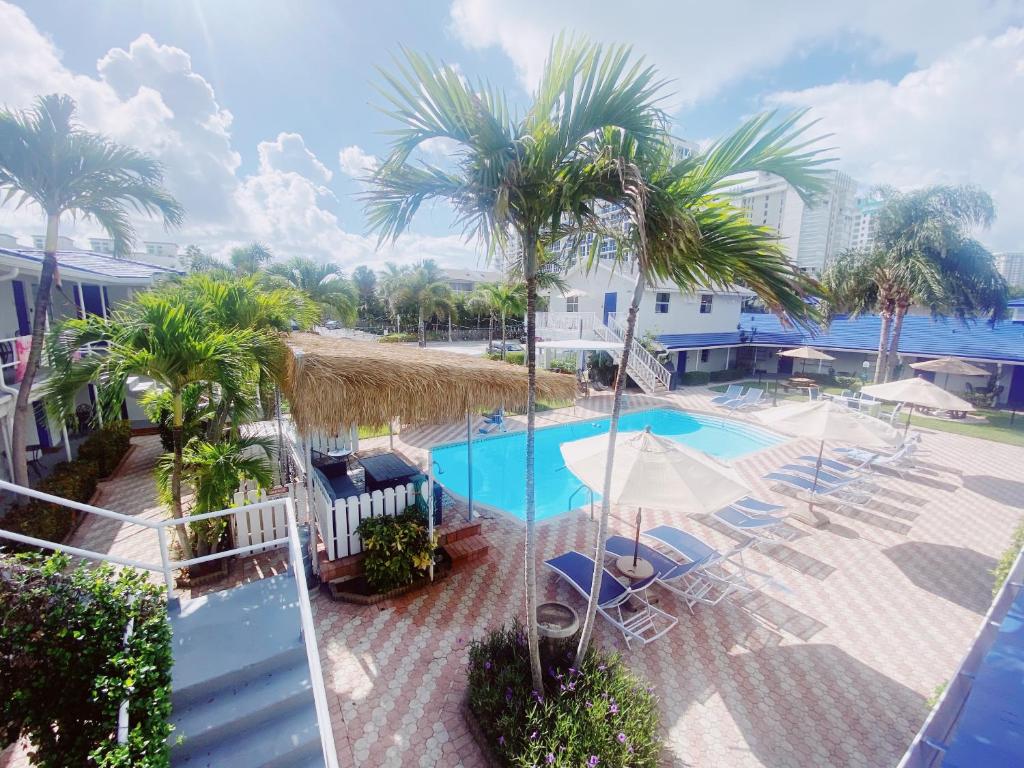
367,37,666,688
572,112,831,658
391,260,453,347
47,294,262,559
472,281,526,357
229,242,273,276
823,185,1005,382
266,256,358,324
0,93,183,486
377,261,409,330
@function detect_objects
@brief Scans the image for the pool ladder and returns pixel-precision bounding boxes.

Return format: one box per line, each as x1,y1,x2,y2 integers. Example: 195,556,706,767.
568,484,596,521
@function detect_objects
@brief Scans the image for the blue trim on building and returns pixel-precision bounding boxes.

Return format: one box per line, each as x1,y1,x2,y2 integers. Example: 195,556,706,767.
0,247,180,280
656,313,1024,364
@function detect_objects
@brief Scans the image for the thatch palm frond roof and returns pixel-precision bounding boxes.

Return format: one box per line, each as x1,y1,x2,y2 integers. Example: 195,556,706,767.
283,333,577,433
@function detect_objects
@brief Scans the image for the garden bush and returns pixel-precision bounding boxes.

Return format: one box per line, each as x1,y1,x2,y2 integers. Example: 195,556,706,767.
77,420,132,477
548,358,577,375
467,620,661,767
833,376,863,392
708,368,746,383
505,351,525,365
679,371,711,386
356,507,436,593
992,519,1024,596
0,553,172,767
380,332,418,343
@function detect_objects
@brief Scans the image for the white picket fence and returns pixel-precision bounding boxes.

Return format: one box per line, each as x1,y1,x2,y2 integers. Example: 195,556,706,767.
311,472,428,561
231,482,298,554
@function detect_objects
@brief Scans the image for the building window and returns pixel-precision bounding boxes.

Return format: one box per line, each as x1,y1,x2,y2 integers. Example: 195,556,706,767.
699,294,713,314
700,349,710,363
566,296,579,313
655,292,670,314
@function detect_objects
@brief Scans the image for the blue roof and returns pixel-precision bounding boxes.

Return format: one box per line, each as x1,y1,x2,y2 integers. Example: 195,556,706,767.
657,312,1024,364
1008,298,1024,308
0,248,180,281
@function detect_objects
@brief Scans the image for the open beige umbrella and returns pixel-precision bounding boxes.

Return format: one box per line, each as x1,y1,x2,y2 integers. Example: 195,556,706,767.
779,345,836,374
561,427,750,565
756,399,902,526
909,356,989,390
862,375,975,435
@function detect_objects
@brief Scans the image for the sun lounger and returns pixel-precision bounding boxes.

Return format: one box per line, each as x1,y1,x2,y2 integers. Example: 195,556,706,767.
723,387,764,411
544,551,678,646
763,470,873,505
712,506,794,549
795,455,874,475
603,535,716,612
710,384,744,405
775,463,870,488
834,436,919,475
731,496,787,517
641,525,768,607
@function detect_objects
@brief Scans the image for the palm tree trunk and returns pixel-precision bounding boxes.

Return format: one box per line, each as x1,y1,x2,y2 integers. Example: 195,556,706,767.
418,308,425,347
874,306,893,384
488,313,494,350
171,391,195,560
500,311,507,360
576,270,645,659
523,238,544,693
886,302,909,383
11,213,59,487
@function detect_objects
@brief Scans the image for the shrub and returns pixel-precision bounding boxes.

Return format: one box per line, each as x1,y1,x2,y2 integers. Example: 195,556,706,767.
834,376,863,392
679,371,711,386
548,358,577,375
356,507,436,593
380,332,418,343
77,420,132,478
709,368,745,383
0,553,172,767
505,351,525,365
992,519,1024,596
467,620,661,767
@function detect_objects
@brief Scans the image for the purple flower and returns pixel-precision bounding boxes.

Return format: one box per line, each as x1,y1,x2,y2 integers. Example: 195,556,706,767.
588,756,600,767
568,667,576,675
530,731,538,741
546,754,555,764
498,735,505,746
617,733,627,744
610,703,619,714
505,687,513,702
586,700,593,709
598,664,606,671
484,660,492,671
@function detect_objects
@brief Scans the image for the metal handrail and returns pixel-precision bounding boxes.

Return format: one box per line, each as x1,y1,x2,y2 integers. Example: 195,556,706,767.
605,313,671,390
0,479,339,768
568,483,595,520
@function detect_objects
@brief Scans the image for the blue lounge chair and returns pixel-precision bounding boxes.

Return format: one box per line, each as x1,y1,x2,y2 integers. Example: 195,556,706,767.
775,463,870,488
731,496,787,517
712,506,793,549
478,408,507,434
763,470,873,505
710,384,744,405
544,551,678,646
795,455,873,475
604,535,717,613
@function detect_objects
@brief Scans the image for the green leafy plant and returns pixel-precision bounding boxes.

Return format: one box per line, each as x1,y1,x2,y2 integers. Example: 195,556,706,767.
0,553,172,767
356,507,436,593
548,358,577,375
679,371,711,386
992,519,1024,596
76,420,132,477
467,620,661,767
708,368,746,383
380,332,418,343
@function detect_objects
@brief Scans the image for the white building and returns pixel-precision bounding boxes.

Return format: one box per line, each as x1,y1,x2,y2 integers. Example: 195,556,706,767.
87,237,181,269
441,268,502,294
994,252,1024,288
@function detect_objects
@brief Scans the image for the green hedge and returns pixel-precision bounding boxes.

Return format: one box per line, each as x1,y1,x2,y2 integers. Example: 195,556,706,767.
708,368,746,383
0,553,172,767
77,420,132,478
356,507,436,593
380,332,418,343
992,519,1024,597
679,371,711,386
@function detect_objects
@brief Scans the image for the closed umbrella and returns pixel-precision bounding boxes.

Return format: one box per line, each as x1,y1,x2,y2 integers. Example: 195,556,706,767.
862,376,975,435
909,357,989,390
561,427,749,566
756,399,902,527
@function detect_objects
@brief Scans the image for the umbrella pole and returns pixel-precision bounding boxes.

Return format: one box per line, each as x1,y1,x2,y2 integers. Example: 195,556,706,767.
633,507,642,567
427,452,435,582
465,409,474,521
904,403,914,438
793,438,829,529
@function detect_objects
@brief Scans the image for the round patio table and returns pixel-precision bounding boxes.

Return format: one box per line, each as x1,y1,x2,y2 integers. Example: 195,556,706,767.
536,601,579,640
615,555,654,582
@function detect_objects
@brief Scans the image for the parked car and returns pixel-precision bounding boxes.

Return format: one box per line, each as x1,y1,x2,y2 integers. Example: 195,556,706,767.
324,319,341,330
488,340,523,354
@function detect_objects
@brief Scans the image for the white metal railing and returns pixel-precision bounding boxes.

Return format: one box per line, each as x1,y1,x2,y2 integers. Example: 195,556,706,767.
0,478,339,768
897,546,1024,768
535,311,598,338
598,313,672,392
0,336,106,393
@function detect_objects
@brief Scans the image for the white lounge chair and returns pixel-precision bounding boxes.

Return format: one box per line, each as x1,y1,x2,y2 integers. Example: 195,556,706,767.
724,387,764,411
711,384,744,405
834,436,920,476
545,550,678,646
763,469,874,505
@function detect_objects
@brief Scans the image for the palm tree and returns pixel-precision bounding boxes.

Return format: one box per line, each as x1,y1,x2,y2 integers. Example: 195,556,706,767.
823,185,1005,382
472,282,526,358
572,112,831,658
0,93,183,486
266,256,358,324
229,242,273,276
47,293,262,559
391,260,453,347
377,262,409,330
367,37,666,688
352,264,383,322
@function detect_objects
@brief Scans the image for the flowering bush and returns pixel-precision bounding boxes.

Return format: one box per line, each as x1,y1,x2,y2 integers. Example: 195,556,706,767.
356,507,436,593
467,621,660,767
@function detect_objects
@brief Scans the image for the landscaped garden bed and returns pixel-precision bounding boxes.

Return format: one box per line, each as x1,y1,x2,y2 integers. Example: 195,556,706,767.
465,621,661,767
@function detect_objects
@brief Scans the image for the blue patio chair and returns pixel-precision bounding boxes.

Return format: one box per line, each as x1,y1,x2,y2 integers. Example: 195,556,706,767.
731,496,787,517
544,551,677,646
712,506,794,549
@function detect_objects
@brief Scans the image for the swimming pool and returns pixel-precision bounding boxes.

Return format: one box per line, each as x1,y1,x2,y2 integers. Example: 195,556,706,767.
431,408,780,520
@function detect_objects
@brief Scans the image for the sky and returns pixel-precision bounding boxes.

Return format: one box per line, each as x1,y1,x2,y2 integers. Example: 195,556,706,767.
1,0,1023,270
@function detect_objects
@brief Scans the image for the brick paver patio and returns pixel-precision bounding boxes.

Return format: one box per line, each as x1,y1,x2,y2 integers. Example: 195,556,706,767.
4,390,1022,767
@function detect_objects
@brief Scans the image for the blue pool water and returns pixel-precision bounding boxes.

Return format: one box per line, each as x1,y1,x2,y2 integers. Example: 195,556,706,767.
432,408,780,520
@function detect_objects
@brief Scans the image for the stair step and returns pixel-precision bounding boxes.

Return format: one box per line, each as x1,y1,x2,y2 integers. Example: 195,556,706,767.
170,656,314,754
444,534,489,566
172,695,323,768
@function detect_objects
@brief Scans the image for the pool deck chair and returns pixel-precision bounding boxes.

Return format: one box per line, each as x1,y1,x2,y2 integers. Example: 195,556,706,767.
712,506,794,549
642,525,769,606
834,436,920,476
544,551,678,646
724,388,764,411
763,470,873,506
774,463,873,489
795,455,874,475
711,384,744,405
604,535,719,613
731,496,787,518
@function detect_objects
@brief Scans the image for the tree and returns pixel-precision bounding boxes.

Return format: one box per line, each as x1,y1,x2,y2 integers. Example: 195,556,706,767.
266,256,358,324
229,242,273,275
823,185,1006,382
367,37,665,689
0,93,183,486
352,264,383,322
472,282,527,357
181,244,226,273
390,260,453,347
572,112,831,658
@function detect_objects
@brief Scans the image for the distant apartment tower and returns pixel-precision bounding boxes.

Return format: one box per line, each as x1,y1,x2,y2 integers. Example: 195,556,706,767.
31,234,76,250
995,252,1024,288
849,196,882,251
89,237,180,267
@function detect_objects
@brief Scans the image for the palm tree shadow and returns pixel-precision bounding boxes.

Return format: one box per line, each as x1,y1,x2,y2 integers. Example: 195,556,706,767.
963,475,1024,507
883,541,997,614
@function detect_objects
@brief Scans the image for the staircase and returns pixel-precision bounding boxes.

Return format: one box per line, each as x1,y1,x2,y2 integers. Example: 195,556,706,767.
168,573,327,768
595,313,671,395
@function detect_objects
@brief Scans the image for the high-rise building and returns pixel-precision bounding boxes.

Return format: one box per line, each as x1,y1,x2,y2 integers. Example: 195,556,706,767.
849,195,882,251
995,252,1024,288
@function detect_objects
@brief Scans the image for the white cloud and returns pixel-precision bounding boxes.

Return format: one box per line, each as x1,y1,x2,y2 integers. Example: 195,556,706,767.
338,145,379,179
0,2,481,269
768,28,1024,251
449,0,1023,105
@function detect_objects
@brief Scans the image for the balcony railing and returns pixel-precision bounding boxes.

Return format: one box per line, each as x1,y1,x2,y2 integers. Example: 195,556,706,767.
535,311,598,338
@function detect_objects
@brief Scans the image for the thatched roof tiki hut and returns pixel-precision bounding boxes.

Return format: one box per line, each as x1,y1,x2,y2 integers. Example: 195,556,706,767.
282,334,577,574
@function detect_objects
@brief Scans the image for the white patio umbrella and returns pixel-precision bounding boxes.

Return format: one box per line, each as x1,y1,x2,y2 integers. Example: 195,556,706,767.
756,399,902,526
561,427,750,565
909,356,988,390
779,345,835,373
862,375,975,435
